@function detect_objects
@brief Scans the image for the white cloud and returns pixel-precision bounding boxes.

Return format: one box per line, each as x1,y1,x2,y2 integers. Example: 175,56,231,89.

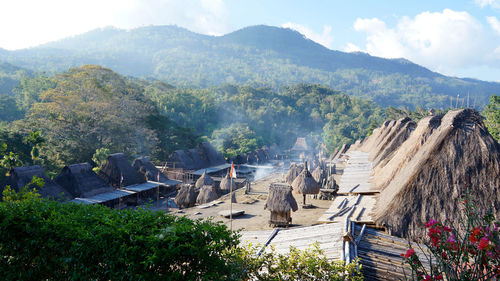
281,22,334,49
344,43,362,53
0,0,230,50
475,0,500,8
352,9,500,76
487,16,500,34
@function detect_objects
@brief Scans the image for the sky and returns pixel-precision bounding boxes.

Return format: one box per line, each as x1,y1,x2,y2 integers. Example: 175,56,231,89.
1,0,500,81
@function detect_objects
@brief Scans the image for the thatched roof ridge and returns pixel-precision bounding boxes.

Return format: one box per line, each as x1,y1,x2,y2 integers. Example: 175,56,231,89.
219,173,235,193
168,142,225,170
285,163,303,184
54,163,113,198
175,184,196,208
264,183,298,213
98,153,145,187
291,137,311,151
292,164,319,195
312,166,324,183
373,109,500,237
196,185,219,204
132,157,170,183
358,120,396,153
371,118,417,166
2,165,73,201
369,117,412,162
195,170,214,189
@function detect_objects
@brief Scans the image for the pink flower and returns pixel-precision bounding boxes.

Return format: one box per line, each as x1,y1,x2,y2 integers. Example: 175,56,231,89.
443,226,452,232
479,237,490,250
423,275,431,281
426,219,438,228
435,274,443,280
404,248,415,258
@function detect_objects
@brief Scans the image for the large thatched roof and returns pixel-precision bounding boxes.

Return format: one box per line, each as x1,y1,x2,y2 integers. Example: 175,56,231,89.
285,163,303,184
2,165,73,201
312,166,325,184
291,164,319,195
370,109,500,237
174,184,196,208
195,170,214,189
98,153,145,187
168,142,225,170
196,185,219,205
132,157,170,183
54,163,113,198
265,183,298,213
219,173,235,194
291,137,311,152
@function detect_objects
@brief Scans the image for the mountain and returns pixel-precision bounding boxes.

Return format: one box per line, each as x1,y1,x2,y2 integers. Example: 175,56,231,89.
0,25,499,108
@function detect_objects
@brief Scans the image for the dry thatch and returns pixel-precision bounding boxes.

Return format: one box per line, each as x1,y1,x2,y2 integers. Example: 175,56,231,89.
98,153,145,188
219,173,236,194
175,184,197,208
195,170,214,189
285,163,304,184
372,109,500,237
168,142,225,170
2,165,73,201
292,163,319,205
264,183,298,213
132,157,170,183
312,166,325,186
371,118,416,166
196,185,219,205
54,163,113,198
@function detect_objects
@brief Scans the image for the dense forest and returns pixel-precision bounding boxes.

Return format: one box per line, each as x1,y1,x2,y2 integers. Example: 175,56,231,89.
0,65,388,177
0,25,499,109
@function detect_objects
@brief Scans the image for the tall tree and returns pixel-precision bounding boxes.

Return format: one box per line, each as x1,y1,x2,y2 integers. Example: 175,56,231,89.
484,95,500,142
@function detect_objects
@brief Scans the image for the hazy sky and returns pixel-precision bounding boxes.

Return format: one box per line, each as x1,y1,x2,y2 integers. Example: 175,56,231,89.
1,0,500,81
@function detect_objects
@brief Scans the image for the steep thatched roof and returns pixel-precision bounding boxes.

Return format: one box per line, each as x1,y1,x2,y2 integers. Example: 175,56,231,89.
219,173,236,194
292,164,319,195
285,163,304,184
168,142,225,170
370,117,416,166
312,166,325,183
196,185,219,205
330,143,350,160
132,157,170,183
372,109,500,237
54,163,113,198
195,170,214,189
174,184,197,208
2,165,73,201
264,183,298,213
98,153,145,188
291,137,311,152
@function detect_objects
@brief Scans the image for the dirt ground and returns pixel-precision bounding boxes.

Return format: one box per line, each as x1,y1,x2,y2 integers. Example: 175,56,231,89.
151,164,344,231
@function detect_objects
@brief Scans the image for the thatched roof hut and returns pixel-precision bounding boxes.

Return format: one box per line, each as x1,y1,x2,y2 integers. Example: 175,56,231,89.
1,165,73,201
265,183,298,226
196,185,219,205
195,170,214,189
174,184,196,208
246,152,257,164
219,173,236,195
98,153,145,188
312,166,325,186
132,157,170,183
285,163,303,184
168,142,225,170
54,163,113,198
372,109,500,237
292,162,319,205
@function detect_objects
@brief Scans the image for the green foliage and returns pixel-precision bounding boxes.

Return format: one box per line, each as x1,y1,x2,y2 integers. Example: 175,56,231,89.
484,94,500,142
0,95,24,122
1,176,44,202
233,243,363,280
13,74,56,110
212,124,263,158
0,198,242,280
0,151,22,173
23,130,45,165
91,147,110,173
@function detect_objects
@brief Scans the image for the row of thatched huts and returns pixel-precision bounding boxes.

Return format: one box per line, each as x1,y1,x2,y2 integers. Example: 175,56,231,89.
0,153,180,207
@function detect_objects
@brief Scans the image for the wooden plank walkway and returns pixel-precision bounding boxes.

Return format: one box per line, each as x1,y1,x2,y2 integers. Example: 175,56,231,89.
337,151,378,194
317,194,376,223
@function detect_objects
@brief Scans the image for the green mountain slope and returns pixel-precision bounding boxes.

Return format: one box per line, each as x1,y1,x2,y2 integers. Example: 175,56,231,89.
1,25,498,108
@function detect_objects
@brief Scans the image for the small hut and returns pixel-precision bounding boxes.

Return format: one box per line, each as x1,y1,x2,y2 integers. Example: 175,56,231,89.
285,163,303,184
54,163,113,198
195,170,214,189
264,183,298,227
196,185,219,205
174,184,197,208
219,173,236,195
1,165,73,201
291,162,319,206
312,166,327,188
99,153,145,188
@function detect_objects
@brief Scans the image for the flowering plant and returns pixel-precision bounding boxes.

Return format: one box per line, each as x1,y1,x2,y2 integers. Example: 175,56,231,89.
402,195,500,280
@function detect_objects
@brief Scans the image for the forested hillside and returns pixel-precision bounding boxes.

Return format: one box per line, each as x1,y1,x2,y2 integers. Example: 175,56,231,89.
0,65,386,176
0,25,498,109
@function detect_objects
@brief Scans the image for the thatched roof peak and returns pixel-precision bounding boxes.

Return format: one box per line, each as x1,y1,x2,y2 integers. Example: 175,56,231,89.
264,183,298,213
291,165,319,195
195,170,214,189
196,185,219,205
54,162,112,198
219,173,235,193
175,184,196,208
